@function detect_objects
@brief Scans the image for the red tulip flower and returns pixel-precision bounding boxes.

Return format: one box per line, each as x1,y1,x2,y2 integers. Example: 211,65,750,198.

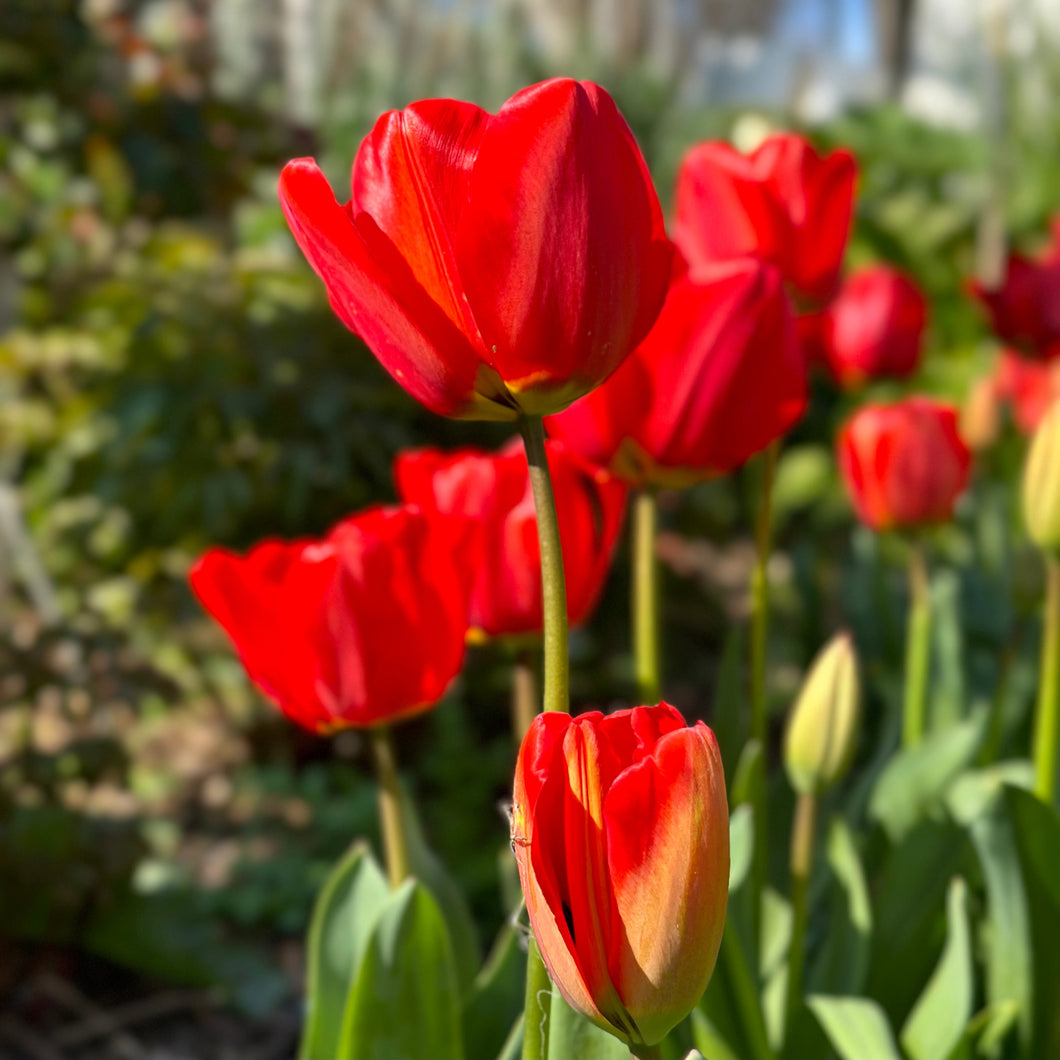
990,349,1060,434
815,265,928,387
279,79,671,421
395,440,626,640
546,255,805,486
837,398,971,531
189,506,472,732
673,133,857,305
970,248,1060,357
511,703,729,1049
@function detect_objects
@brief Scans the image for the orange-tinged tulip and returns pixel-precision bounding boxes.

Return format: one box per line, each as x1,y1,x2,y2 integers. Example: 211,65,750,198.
511,704,729,1049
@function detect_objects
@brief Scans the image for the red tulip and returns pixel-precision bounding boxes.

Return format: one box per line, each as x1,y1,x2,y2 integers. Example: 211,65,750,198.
673,133,856,305
511,703,729,1049
837,398,971,531
546,255,805,486
816,265,928,387
394,439,626,639
991,349,1060,434
970,247,1060,356
189,506,472,732
279,79,671,421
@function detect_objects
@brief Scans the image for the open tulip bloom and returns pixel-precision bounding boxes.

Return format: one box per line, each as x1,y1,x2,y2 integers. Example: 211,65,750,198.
512,703,729,1051
547,254,806,486
279,78,672,421
189,505,473,732
837,397,972,532
673,133,856,306
395,438,626,640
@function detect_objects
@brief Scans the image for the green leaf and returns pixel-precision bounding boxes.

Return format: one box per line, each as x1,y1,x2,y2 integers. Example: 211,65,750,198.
809,819,872,996
867,820,968,1023
462,922,525,1060
401,783,480,991
730,738,764,810
1005,786,1060,1059
339,879,463,1060
900,877,973,1060
547,987,630,1060
298,843,390,1060
868,711,986,840
952,773,1033,1052
807,996,900,1060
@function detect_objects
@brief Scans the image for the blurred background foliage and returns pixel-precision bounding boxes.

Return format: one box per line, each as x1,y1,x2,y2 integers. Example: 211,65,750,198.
2,0,1060,1052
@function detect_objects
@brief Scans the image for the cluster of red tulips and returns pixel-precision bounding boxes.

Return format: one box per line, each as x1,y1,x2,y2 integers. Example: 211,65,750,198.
186,77,1060,1060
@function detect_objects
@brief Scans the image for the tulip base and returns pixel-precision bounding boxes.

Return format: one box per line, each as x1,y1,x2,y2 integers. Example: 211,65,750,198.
629,1042,662,1060
518,414,570,715
1034,556,1060,802
369,726,410,889
633,490,661,704
902,543,932,748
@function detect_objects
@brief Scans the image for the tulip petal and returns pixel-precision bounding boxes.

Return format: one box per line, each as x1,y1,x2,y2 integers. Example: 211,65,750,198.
279,159,506,419
603,722,729,1046
351,100,489,347
455,78,671,412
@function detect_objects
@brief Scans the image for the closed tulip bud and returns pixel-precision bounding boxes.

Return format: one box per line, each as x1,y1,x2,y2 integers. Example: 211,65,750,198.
784,633,860,795
837,397,971,531
512,704,729,1049
1023,401,1060,553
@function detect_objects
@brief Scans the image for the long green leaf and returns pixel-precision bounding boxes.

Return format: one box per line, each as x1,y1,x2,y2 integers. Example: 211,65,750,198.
900,877,973,1060
547,987,630,1060
298,843,389,1060
1005,786,1060,1059
809,819,872,996
339,879,463,1060
807,996,900,1060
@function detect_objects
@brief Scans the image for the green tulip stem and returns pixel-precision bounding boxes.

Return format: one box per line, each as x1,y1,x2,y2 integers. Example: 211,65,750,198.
512,649,538,745
369,726,410,890
630,1043,662,1060
633,490,661,703
519,415,570,715
750,440,779,744
783,790,818,1045
1033,555,1060,802
523,936,553,1060
902,542,932,748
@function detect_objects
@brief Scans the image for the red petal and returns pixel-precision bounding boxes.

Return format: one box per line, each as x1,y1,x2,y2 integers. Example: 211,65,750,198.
454,79,671,411
278,159,493,418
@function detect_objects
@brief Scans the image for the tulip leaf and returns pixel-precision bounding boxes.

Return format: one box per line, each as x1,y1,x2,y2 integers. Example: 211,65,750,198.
809,818,872,997
900,877,973,1060
868,710,986,840
949,768,1033,1052
867,819,968,1023
298,842,389,1060
772,445,832,523
1004,786,1060,1059
807,996,901,1060
339,878,463,1060
547,987,630,1060
401,781,480,991
462,921,526,1060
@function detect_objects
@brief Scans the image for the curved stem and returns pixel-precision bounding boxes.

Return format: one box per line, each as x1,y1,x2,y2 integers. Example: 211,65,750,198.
512,649,538,745
518,415,569,715
1034,556,1060,802
633,490,661,704
369,726,410,889
522,937,552,1060
903,542,932,748
750,441,779,745
783,791,818,1045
